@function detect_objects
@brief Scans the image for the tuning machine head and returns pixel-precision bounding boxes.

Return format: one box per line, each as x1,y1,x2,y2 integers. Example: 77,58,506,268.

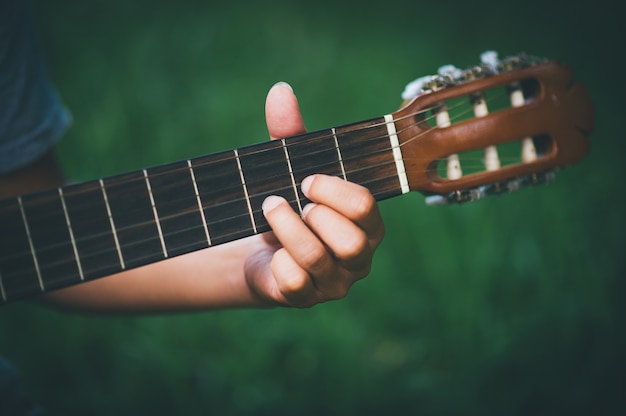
424,170,556,206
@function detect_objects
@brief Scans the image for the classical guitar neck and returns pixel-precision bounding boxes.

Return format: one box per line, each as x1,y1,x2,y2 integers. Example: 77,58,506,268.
0,115,407,304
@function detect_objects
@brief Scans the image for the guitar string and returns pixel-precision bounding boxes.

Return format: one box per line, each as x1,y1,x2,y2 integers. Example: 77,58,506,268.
0,166,418,282
0,95,493,262
3,167,520,283
1,88,520,271
5,88,499,228
120,86,514,223
2,156,520,283
1,154,406,264
0,88,516,269
4,114,413,218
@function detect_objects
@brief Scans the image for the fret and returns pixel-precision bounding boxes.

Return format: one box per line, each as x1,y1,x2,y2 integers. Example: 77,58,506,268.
63,180,125,279
384,114,410,194
146,161,209,257
238,140,299,232
99,179,125,269
21,190,83,292
58,188,85,280
234,149,257,234
335,117,403,200
103,172,165,269
286,129,344,207
191,150,254,245
18,196,43,291
188,160,212,246
0,198,40,301
143,169,168,258
281,139,303,215
287,129,344,178
332,127,348,181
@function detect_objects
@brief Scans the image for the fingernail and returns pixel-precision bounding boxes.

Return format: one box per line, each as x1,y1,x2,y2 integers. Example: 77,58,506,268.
301,175,315,196
272,81,293,92
262,195,284,215
302,203,315,219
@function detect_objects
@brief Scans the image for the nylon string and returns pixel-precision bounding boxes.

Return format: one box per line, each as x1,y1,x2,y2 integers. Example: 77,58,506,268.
2,88,516,276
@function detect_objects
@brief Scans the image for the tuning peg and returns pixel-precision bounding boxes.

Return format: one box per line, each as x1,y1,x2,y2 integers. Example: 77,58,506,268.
425,188,483,206
516,170,556,187
437,64,462,79
424,170,557,206
401,75,433,100
480,50,500,72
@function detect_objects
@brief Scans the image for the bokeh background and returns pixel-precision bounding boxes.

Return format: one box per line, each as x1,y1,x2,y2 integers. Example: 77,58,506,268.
1,0,624,414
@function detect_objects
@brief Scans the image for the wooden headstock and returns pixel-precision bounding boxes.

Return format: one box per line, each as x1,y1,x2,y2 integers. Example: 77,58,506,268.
392,55,593,203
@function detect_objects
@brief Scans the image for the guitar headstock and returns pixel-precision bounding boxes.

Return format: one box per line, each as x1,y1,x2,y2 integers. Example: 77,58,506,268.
393,52,593,204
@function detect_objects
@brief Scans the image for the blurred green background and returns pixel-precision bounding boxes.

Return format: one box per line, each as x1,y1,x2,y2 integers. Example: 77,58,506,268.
1,0,624,414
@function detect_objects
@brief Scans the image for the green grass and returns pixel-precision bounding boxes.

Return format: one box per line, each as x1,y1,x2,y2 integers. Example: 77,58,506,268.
0,0,624,414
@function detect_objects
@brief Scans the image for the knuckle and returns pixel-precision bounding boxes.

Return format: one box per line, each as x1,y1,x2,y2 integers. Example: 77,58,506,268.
335,232,369,261
342,258,373,283
332,282,351,300
324,277,356,302
351,191,376,220
300,245,330,273
280,270,310,296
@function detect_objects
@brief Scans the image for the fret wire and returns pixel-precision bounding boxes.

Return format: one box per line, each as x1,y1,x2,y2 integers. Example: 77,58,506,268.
100,179,126,269
203,130,391,205
4,165,402,282
3,163,406,283
2,144,402,265
18,196,44,291
5,110,428,266
332,127,347,181
59,188,85,281
234,149,257,234
281,139,303,215
143,169,168,258
133,101,434,182
3,136,403,269
13,119,402,231
15,97,470,229
187,160,212,246
87,137,392,234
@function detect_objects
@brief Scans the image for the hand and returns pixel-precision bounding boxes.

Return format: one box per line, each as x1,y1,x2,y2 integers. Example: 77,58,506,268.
243,82,385,307
35,82,384,312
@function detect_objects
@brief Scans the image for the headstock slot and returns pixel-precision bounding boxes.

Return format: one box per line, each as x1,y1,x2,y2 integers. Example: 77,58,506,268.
435,134,554,179
421,79,540,129
394,60,592,196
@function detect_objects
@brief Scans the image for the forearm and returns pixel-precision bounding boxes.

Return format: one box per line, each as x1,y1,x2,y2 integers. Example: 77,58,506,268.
41,238,270,313
1,151,267,313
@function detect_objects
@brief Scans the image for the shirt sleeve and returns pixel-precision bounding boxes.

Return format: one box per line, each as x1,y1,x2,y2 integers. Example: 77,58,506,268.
0,0,72,174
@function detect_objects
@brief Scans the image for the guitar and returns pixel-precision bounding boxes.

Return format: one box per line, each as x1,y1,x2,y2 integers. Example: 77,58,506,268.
0,52,593,305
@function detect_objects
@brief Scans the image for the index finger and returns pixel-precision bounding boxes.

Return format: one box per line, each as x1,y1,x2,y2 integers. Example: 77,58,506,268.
301,174,384,240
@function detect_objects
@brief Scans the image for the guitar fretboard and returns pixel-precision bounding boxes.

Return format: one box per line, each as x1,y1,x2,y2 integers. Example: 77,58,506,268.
0,115,406,304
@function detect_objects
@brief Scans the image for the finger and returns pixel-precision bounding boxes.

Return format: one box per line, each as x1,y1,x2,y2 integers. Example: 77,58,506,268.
243,234,317,307
262,195,334,279
302,203,372,273
270,248,319,307
265,82,306,140
301,175,384,243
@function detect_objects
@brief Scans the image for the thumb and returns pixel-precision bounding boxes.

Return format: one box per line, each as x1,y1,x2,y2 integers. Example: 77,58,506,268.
265,82,306,140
